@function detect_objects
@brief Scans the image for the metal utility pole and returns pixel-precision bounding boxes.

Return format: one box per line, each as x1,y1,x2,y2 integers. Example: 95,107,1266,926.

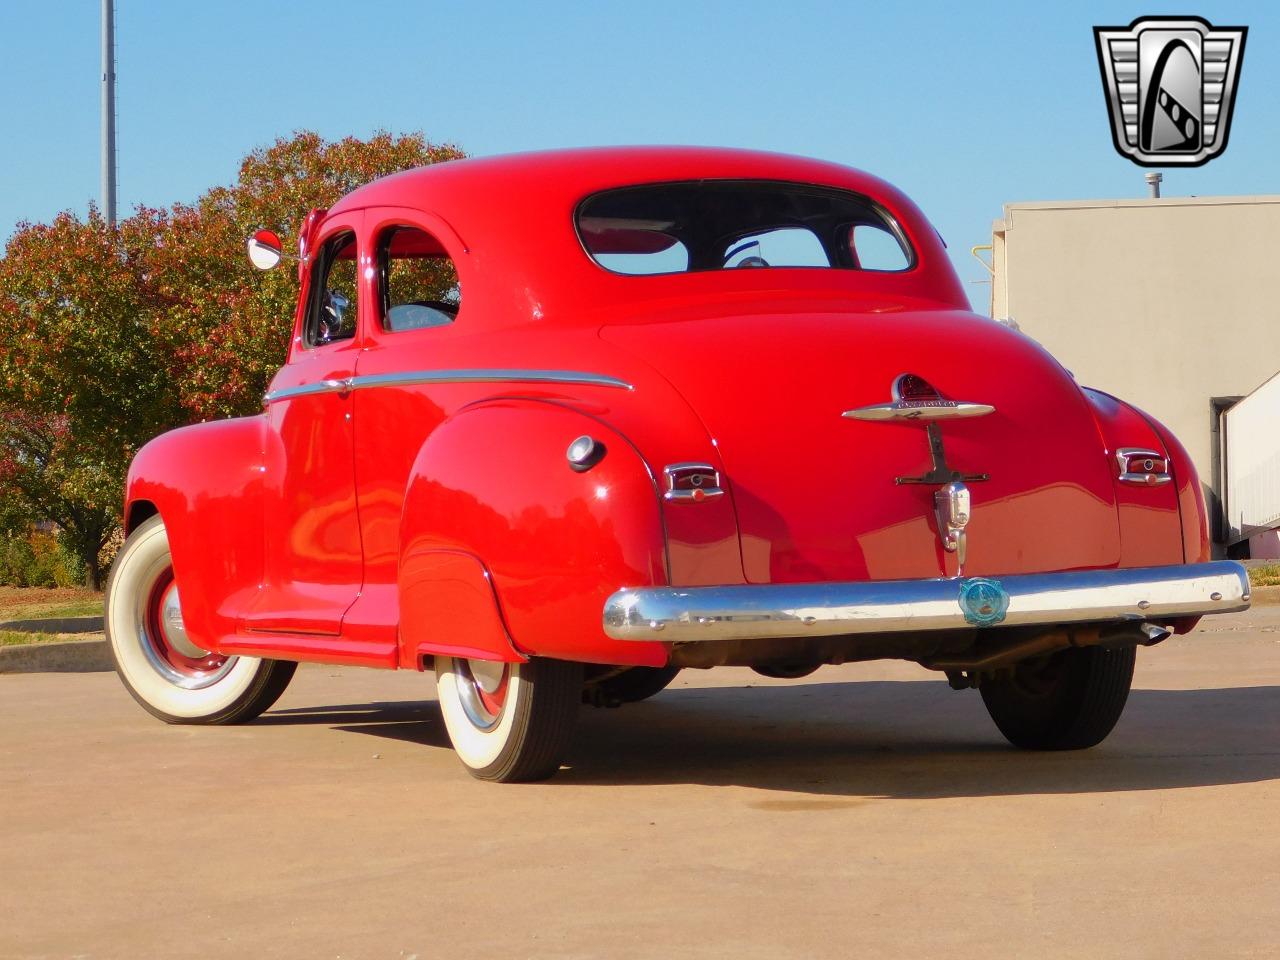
101,0,117,225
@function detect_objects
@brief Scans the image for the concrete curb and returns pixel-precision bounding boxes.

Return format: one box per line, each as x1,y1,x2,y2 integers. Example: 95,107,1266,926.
0,615,104,634
0,638,113,674
1249,585,1280,605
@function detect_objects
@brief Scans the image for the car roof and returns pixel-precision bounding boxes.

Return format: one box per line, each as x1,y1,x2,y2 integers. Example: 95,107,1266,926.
331,146,911,219
324,147,967,321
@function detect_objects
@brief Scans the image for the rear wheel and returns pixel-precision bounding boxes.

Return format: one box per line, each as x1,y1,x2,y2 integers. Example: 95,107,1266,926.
980,645,1136,750
106,515,296,724
435,656,582,782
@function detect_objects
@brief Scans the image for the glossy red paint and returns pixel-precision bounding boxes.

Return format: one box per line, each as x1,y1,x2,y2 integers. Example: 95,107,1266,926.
122,147,1202,673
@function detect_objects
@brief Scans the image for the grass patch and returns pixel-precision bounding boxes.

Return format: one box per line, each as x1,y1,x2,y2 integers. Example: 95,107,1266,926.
3,598,103,620
0,630,85,646
1250,564,1280,588
0,587,101,622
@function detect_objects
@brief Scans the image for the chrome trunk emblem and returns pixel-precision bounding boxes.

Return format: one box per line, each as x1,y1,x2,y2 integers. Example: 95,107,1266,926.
843,373,994,422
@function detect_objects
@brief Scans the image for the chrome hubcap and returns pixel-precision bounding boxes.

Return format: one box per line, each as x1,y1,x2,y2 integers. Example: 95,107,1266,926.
158,582,206,660
454,658,511,730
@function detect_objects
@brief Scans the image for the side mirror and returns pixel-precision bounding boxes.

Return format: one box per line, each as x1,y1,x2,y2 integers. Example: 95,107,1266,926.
247,229,284,271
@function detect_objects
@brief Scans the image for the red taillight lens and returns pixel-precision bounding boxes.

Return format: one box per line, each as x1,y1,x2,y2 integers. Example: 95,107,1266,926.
663,463,724,502
1116,448,1171,485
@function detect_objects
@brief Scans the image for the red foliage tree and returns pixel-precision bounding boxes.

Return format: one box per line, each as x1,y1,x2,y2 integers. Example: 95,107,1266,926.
0,131,464,586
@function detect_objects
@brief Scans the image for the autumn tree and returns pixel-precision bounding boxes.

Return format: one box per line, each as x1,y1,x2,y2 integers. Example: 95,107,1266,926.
0,131,464,586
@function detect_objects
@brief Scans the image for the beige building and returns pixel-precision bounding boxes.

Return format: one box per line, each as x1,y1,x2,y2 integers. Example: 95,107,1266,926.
988,194,1280,551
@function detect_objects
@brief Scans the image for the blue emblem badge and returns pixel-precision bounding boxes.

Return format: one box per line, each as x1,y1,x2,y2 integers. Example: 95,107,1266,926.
958,577,1009,626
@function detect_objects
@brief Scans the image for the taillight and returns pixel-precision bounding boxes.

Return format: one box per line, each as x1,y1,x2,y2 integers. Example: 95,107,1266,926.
1116,447,1171,486
663,463,723,502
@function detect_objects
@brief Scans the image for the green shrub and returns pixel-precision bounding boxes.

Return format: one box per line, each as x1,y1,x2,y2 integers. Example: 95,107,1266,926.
0,530,85,588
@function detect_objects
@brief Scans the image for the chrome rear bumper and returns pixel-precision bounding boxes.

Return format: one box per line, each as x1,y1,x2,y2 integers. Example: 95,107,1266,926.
602,561,1250,643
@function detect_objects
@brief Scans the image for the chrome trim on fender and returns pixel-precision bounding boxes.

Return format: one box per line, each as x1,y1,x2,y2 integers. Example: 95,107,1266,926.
263,378,351,403
603,561,1250,642
263,368,634,404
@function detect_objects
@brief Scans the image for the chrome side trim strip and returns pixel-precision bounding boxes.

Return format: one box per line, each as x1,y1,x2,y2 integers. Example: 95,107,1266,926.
603,561,1250,642
264,368,634,404
263,379,351,403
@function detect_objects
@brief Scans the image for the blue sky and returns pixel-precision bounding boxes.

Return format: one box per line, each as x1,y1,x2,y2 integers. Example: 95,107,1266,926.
1,1,1274,309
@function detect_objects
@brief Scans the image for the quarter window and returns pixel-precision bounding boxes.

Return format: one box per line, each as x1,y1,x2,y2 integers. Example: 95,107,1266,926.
377,226,460,332
849,223,911,271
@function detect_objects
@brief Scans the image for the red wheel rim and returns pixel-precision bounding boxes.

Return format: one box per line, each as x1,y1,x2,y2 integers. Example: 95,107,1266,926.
144,568,227,678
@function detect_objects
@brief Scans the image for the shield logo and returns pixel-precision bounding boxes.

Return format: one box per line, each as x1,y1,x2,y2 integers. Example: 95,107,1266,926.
1094,16,1247,167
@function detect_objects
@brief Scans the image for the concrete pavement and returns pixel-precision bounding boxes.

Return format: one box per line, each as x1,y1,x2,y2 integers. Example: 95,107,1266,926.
2,608,1278,959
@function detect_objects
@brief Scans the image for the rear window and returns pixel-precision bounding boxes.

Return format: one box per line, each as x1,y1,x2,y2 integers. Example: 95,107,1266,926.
576,180,912,276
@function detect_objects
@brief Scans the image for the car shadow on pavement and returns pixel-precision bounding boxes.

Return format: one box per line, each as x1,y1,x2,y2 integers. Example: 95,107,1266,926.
259,701,453,748
556,680,1280,797
263,680,1280,798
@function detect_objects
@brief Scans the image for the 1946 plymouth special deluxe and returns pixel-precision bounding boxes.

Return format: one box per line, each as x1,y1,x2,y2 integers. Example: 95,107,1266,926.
106,147,1250,781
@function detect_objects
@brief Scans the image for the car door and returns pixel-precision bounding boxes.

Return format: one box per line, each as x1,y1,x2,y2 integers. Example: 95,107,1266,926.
242,211,366,635
340,208,466,643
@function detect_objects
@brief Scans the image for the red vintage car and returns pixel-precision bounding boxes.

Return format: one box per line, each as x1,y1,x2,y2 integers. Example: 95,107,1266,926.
106,147,1250,781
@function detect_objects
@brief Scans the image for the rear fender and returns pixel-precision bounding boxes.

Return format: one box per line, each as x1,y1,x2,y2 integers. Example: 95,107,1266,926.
397,399,669,668
1144,415,1211,564
124,416,268,651
1083,389,1184,567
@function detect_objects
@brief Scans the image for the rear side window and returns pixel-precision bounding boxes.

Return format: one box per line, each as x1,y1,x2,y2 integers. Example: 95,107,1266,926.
577,180,912,276
376,226,461,333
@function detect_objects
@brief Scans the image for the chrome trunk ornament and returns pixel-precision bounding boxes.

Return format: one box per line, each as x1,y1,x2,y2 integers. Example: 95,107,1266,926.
894,423,989,486
844,374,990,574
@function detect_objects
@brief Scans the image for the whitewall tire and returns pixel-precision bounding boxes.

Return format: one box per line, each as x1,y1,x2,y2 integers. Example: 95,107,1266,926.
435,656,581,782
105,515,296,724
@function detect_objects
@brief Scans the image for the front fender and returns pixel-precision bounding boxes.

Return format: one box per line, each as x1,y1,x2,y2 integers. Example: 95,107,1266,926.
398,399,669,668
125,416,268,650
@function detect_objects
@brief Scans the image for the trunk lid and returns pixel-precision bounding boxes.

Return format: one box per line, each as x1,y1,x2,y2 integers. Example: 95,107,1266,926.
602,307,1119,583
